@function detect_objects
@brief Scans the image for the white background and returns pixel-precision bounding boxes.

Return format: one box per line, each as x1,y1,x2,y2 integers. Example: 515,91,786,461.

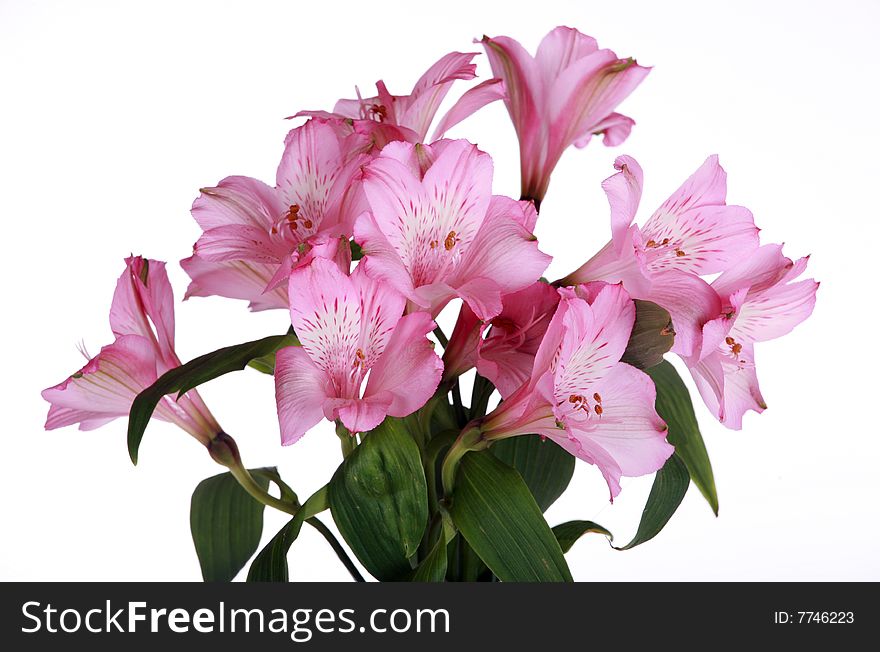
2,0,878,581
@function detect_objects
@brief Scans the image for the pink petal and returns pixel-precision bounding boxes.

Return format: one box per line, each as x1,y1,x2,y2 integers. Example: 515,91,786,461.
477,281,560,397
731,278,818,343
432,78,506,141
602,155,643,254
548,51,650,156
550,362,671,498
481,35,542,135
402,51,479,139
109,257,177,368
365,311,443,417
353,212,415,299
446,195,551,318
288,257,362,385
585,112,635,147
274,346,332,445
640,157,759,276
194,223,289,263
534,26,599,81
191,175,282,232
689,346,766,430
180,255,288,311
42,335,159,429
442,302,482,380
636,269,722,358
330,397,393,435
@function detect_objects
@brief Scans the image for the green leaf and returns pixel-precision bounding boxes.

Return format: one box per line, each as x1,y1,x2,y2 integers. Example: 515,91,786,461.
328,418,428,581
552,520,613,554
190,469,269,581
491,435,575,512
247,334,300,374
411,536,449,582
127,334,296,464
646,360,719,515
451,451,572,582
246,486,328,582
617,454,689,550
621,300,675,369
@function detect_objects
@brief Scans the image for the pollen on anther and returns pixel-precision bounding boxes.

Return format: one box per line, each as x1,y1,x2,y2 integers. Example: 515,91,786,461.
303,219,313,229
675,249,686,257
444,231,458,251
725,336,735,345
593,392,602,403
594,404,603,415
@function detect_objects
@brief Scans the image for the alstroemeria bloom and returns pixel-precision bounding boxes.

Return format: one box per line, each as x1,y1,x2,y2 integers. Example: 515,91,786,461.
685,244,818,429
559,155,760,358
274,257,443,443
182,118,368,310
477,282,672,498
298,51,505,147
355,139,551,320
42,257,220,444
442,281,560,397
482,26,650,206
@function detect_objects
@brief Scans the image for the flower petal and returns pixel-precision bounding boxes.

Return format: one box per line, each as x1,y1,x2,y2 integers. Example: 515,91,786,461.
689,346,765,430
365,311,443,417
534,26,599,81
432,78,506,141
191,175,282,232
274,345,332,445
180,255,288,311
602,155,643,254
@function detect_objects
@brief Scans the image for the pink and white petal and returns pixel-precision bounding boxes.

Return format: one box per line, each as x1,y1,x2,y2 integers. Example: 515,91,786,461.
401,52,478,139
365,311,443,417
545,429,624,499
637,270,722,358
731,277,818,343
567,363,672,497
421,140,494,247
180,255,288,311
653,155,728,220
192,176,283,231
431,78,506,141
553,285,635,407
529,288,568,383
442,302,482,380
42,335,159,429
711,243,793,298
350,265,407,365
274,346,332,445
353,213,415,299
410,280,459,317
641,204,760,276
447,197,551,309
410,51,478,97
690,346,765,430
478,343,536,399
559,225,651,295
601,155,643,253
332,396,393,435
535,26,599,81
110,257,177,362
194,224,288,264
288,257,361,382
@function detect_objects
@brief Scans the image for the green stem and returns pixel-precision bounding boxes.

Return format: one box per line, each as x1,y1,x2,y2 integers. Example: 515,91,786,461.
433,326,449,348
306,517,365,582
451,381,466,425
336,422,357,458
440,424,488,496
228,464,298,516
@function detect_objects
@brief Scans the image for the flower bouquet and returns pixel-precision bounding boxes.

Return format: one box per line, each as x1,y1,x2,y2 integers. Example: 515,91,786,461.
42,27,817,582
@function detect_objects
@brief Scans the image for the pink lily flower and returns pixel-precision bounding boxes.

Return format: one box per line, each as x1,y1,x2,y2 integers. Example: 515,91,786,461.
42,257,221,444
559,154,760,358
355,138,552,321
477,282,672,499
182,118,369,309
297,51,505,147
686,244,818,429
274,257,443,443
441,281,560,398
481,26,650,206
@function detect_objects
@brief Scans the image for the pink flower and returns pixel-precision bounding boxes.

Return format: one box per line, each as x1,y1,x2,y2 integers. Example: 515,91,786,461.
355,139,551,320
442,281,560,397
183,118,368,309
560,155,760,358
685,245,818,429
298,51,505,147
478,283,672,499
42,257,220,444
481,26,650,206
274,257,443,443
